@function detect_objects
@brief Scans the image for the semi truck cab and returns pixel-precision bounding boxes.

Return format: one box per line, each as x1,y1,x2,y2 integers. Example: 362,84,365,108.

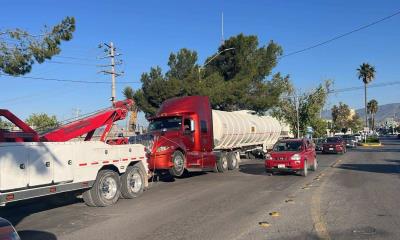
143,96,217,177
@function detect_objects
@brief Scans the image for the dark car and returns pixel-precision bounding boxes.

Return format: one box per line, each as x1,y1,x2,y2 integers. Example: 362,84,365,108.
314,138,326,152
342,135,357,148
322,137,346,154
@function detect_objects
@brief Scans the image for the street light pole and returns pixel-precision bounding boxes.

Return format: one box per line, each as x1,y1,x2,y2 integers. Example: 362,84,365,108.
198,48,235,81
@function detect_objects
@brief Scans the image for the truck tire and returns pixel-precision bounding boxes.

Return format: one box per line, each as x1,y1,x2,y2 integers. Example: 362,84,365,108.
217,153,228,172
227,152,238,170
89,170,121,207
120,165,145,199
82,188,96,207
310,158,318,171
168,151,185,177
300,160,308,177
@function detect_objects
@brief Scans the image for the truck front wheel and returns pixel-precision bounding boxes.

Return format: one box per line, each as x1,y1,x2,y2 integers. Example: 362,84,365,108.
121,165,145,199
168,151,185,177
86,170,121,207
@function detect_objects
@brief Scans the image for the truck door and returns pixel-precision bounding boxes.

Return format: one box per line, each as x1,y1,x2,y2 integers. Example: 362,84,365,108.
182,118,199,167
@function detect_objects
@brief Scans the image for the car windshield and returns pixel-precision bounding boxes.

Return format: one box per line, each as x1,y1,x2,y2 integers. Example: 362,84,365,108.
273,141,303,152
148,117,182,132
326,137,342,143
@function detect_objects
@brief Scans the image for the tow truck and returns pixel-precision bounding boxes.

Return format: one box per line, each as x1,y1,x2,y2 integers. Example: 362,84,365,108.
0,100,149,207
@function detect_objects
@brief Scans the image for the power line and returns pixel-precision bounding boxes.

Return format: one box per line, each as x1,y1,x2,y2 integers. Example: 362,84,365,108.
47,60,99,67
280,9,400,58
0,73,140,84
53,55,98,62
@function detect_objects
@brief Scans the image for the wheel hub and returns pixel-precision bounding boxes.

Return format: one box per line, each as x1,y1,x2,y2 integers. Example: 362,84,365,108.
128,171,143,193
101,176,117,200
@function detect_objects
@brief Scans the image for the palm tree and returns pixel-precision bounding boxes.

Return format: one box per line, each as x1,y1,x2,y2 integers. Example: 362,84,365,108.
367,99,378,131
123,86,138,133
357,63,376,129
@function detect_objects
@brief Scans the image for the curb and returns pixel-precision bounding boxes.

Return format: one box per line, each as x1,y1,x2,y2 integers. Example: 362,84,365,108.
359,143,382,147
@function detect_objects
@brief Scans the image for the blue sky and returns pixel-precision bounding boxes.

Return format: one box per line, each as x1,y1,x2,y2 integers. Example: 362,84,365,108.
1,0,400,127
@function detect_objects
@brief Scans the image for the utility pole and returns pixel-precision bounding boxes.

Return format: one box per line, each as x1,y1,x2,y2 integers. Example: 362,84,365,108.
98,42,123,106
295,95,300,138
221,12,224,45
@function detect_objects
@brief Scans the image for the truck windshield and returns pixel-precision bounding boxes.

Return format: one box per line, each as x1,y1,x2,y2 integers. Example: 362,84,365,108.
148,117,182,132
273,141,303,152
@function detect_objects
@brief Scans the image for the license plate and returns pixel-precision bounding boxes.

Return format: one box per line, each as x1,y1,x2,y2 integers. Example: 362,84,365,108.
278,164,285,168
329,148,334,150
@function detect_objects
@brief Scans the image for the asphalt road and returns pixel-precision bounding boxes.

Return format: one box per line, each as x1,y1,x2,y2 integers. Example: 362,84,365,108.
1,136,399,240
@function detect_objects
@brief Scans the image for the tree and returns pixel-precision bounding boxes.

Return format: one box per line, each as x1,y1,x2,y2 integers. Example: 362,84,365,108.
131,34,289,118
367,99,378,131
0,118,13,130
0,17,75,76
331,102,363,133
357,63,376,129
122,86,139,131
26,113,58,132
273,80,331,138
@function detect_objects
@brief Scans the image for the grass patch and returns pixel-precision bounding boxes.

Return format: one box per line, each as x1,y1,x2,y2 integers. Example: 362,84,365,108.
365,136,380,143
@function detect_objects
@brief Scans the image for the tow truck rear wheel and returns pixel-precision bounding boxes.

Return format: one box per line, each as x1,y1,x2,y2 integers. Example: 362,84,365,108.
227,152,238,170
217,153,228,172
88,169,121,207
121,165,145,199
168,151,185,177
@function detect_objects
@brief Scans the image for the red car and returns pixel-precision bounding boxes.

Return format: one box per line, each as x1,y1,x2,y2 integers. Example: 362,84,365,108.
265,138,317,176
322,137,346,154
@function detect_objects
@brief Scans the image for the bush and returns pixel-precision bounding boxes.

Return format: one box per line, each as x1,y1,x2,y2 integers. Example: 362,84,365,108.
365,136,380,143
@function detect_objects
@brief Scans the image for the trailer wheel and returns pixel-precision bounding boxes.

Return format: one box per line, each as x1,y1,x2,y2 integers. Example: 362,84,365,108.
227,152,238,170
90,170,121,207
169,151,185,177
217,153,228,172
120,165,145,199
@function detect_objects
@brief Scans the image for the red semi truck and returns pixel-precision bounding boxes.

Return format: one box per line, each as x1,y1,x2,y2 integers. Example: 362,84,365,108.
130,96,282,177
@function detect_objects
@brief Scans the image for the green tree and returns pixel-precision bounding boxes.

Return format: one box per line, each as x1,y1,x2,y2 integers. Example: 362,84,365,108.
367,99,378,131
0,17,75,76
331,102,363,133
357,63,376,129
26,113,58,132
273,80,331,138
0,118,13,130
122,86,139,131
131,34,288,117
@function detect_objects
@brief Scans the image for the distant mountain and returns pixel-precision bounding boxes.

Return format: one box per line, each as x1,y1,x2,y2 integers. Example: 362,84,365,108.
321,103,400,123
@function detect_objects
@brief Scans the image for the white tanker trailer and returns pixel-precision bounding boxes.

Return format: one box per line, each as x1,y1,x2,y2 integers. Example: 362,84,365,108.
212,110,282,157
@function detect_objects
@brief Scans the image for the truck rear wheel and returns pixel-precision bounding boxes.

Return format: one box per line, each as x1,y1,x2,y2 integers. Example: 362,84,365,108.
168,151,185,177
82,189,96,207
217,153,228,172
227,152,238,170
88,170,121,207
121,165,145,199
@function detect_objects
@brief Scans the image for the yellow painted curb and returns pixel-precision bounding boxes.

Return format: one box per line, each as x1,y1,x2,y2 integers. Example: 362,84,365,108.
360,143,382,147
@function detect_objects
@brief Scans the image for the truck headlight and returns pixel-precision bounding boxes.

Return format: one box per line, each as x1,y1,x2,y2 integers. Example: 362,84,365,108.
156,146,170,152
290,154,301,161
